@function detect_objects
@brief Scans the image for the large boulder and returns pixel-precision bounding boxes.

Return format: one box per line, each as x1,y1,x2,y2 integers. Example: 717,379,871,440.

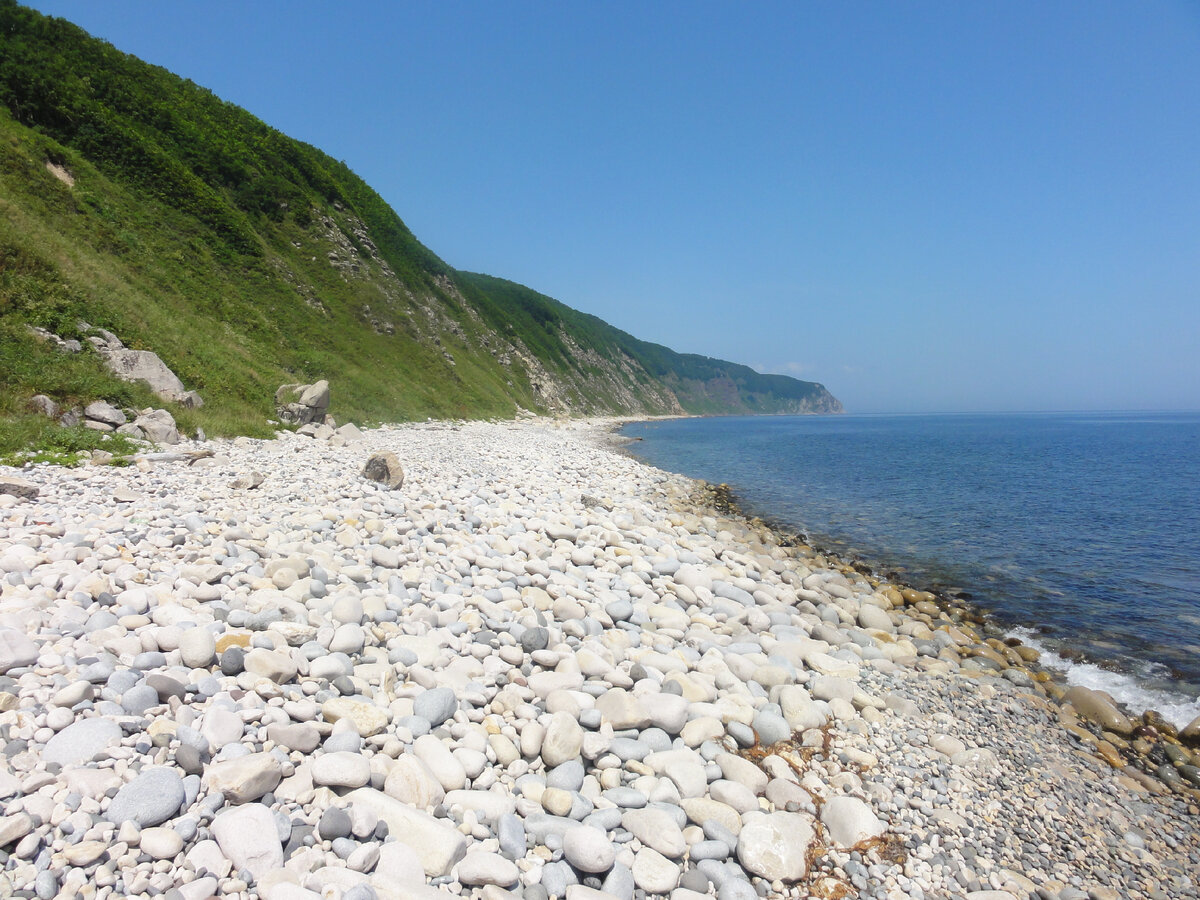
75,323,200,405
1064,686,1134,735
275,380,330,425
132,408,180,444
102,349,186,399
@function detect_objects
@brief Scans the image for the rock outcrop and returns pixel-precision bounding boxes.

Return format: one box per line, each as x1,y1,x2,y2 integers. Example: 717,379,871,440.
80,323,202,407
275,380,330,425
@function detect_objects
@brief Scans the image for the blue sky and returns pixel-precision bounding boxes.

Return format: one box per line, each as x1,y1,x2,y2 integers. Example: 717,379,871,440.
24,1,1200,412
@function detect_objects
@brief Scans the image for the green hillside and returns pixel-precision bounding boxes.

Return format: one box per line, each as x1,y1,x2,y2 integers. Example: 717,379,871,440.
0,0,840,456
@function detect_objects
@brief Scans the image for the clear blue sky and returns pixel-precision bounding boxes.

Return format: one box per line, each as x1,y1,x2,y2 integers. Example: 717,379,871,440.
24,1,1200,412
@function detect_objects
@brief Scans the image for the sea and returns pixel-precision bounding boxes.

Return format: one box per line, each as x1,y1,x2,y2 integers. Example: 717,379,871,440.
620,411,1200,729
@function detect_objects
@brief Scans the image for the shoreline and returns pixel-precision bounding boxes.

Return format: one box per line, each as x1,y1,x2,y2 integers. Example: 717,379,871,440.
610,416,1200,732
0,417,1197,900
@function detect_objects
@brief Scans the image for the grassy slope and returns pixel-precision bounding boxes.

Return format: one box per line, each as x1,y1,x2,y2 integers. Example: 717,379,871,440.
0,1,840,459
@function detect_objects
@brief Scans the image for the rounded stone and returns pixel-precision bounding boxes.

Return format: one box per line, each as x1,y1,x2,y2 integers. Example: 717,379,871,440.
632,847,680,894
562,825,615,874
736,812,814,883
819,796,884,849
312,752,371,789
107,767,185,827
541,712,584,768
456,850,520,887
179,629,217,668
139,826,184,860
319,806,353,840
413,687,457,728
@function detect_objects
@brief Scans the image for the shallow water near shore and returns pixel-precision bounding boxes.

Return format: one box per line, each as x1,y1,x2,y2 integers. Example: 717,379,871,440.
622,411,1200,727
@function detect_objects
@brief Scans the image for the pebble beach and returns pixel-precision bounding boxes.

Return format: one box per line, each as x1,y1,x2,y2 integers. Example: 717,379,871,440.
0,417,1196,900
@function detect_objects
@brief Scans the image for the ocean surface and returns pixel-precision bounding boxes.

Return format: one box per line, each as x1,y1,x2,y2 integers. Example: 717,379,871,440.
621,412,1200,728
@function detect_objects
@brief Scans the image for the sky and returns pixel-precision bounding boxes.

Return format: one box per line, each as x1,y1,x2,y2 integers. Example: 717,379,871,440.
22,1,1200,413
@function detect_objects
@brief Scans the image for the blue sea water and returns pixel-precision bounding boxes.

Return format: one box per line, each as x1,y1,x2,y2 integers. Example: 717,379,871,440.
621,412,1200,727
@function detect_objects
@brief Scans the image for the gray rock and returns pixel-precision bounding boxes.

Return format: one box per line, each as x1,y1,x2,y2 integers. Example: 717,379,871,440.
0,477,38,501
133,408,180,444
107,767,185,826
521,627,550,653
751,711,791,746
100,348,187,401
34,870,56,900
43,717,122,767
498,812,526,859
540,861,575,898
84,400,126,427
319,807,353,840
603,862,635,900
547,759,586,792
413,687,457,727
275,381,330,425
689,840,730,861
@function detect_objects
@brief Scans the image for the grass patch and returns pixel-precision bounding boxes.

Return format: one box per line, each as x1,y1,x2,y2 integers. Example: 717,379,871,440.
0,415,143,467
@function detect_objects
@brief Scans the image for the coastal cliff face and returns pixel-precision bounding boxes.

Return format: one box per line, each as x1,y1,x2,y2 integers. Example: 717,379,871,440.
0,2,841,427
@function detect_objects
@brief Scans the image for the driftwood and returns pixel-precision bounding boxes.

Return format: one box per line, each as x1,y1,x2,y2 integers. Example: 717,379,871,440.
133,449,215,463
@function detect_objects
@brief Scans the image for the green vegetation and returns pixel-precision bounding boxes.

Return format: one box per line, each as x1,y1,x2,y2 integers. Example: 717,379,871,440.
0,0,840,460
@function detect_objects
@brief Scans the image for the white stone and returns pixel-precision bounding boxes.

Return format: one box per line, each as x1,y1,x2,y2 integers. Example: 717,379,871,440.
820,796,885,849
540,711,583,767
456,850,520,887
139,826,184,860
621,808,686,858
212,804,283,880
312,752,371,789
383,755,445,809
180,628,217,668
736,812,815,882
632,846,680,893
562,825,615,874
344,788,467,877
413,734,467,792
203,752,282,803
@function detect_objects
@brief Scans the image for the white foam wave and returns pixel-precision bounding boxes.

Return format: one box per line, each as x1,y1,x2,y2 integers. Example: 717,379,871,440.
1010,628,1200,730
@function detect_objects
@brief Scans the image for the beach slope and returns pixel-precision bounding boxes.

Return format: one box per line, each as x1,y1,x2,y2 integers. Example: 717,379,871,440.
0,420,1195,899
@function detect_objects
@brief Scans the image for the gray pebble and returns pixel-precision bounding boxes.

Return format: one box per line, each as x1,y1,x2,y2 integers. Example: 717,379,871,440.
520,627,550,653
413,686,457,727
498,813,525,859
319,807,352,840
121,684,158,716
34,870,56,900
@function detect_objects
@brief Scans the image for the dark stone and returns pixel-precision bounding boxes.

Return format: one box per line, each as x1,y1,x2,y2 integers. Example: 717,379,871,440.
520,627,550,653
175,744,203,776
220,647,245,676
145,674,187,702
318,807,352,841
